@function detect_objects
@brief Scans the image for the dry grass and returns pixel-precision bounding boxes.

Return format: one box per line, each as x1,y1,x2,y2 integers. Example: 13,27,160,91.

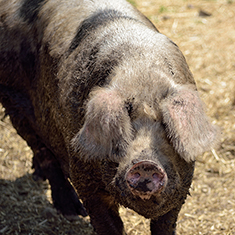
0,0,235,234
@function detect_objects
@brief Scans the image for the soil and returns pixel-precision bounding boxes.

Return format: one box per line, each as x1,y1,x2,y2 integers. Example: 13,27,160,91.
0,0,235,234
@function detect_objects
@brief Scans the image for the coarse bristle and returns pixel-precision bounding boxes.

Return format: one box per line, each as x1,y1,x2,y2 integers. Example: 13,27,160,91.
0,0,234,234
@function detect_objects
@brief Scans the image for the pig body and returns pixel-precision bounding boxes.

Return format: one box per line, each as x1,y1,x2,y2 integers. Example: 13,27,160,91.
0,0,218,234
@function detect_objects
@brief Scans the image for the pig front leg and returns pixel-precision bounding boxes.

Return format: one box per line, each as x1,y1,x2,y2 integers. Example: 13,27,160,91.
33,147,87,220
150,207,181,235
83,194,126,235
70,158,126,235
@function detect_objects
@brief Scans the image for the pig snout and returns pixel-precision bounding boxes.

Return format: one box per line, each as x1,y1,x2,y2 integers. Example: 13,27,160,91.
126,161,167,200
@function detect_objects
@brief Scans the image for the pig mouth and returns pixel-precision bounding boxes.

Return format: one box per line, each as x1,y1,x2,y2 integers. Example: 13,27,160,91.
125,160,168,200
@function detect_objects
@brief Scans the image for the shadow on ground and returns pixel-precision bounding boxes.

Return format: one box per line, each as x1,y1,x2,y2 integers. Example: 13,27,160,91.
0,174,95,235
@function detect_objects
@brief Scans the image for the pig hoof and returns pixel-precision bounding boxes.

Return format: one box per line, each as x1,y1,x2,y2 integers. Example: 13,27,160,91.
50,179,88,218
126,160,168,200
32,171,45,182
55,195,88,219
76,205,88,218
56,201,88,219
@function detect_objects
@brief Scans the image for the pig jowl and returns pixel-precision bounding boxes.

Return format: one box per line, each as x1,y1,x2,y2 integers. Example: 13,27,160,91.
0,0,219,234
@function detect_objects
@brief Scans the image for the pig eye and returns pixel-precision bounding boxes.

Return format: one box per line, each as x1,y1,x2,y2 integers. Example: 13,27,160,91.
125,102,133,116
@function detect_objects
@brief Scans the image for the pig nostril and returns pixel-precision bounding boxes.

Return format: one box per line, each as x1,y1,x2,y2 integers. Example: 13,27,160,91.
133,172,140,179
152,173,159,179
127,171,141,186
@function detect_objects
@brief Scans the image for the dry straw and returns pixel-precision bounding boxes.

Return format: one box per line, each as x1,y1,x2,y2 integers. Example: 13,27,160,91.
0,0,234,234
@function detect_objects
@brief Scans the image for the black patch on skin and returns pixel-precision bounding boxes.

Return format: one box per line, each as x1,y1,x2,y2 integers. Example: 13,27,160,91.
67,43,121,121
20,0,46,23
68,9,139,56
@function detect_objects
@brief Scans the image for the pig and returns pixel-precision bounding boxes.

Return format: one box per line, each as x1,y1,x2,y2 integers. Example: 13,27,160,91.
0,0,218,234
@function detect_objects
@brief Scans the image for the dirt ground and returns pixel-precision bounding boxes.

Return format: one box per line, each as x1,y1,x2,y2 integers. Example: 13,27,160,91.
0,0,235,234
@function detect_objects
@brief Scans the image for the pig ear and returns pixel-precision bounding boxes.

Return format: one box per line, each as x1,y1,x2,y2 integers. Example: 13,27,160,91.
161,87,219,162
71,88,133,162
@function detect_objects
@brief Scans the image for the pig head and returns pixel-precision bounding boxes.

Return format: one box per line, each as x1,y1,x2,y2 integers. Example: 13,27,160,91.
71,81,218,231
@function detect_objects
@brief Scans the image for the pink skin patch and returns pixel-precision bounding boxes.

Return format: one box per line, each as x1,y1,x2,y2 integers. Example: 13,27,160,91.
125,160,168,200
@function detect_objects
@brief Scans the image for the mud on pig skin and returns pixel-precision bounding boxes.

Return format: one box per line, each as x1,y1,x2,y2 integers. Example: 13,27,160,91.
0,0,219,234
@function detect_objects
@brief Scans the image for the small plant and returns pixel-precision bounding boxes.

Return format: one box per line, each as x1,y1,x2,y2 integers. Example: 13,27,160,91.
159,5,168,13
